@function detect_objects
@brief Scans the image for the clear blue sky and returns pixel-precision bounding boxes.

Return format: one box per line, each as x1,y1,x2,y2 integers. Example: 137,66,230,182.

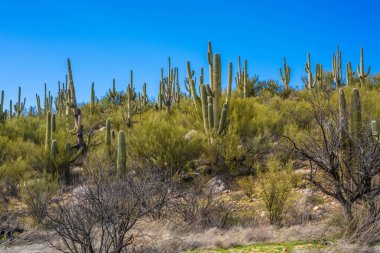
0,0,379,106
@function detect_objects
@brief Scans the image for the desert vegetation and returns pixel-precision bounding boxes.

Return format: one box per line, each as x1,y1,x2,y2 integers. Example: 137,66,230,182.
2,42,380,252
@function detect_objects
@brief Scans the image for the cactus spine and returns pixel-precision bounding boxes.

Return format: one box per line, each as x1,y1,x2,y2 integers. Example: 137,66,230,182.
332,46,342,87
45,111,52,151
117,130,126,176
357,47,371,88
279,57,291,91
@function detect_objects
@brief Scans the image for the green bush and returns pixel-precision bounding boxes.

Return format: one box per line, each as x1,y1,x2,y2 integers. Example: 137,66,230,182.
127,111,204,175
257,157,295,225
236,175,255,198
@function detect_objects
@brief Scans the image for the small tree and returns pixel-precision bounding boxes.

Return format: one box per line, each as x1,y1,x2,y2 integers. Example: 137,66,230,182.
285,89,380,224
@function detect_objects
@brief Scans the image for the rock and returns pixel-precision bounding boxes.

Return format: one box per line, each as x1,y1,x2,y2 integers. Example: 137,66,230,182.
184,129,197,141
92,126,106,135
313,206,319,211
205,176,227,195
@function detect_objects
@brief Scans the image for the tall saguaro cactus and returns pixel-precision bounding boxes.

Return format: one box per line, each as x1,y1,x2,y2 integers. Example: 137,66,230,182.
332,46,342,87
279,57,291,91
235,56,248,98
105,118,111,146
304,53,316,90
346,61,355,86
67,58,86,154
117,130,126,176
185,61,200,111
227,61,232,100
357,48,371,88
45,111,52,151
14,86,26,117
90,82,95,114
200,42,229,138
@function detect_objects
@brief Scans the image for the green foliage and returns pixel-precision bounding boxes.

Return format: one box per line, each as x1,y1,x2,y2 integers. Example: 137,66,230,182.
236,175,255,198
21,179,59,223
257,158,295,225
127,111,204,175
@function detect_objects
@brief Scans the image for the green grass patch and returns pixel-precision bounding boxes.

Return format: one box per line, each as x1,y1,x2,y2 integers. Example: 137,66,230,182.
186,240,327,252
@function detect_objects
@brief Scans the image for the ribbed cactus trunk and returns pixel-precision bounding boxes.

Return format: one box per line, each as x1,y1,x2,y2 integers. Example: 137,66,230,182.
45,111,52,151
212,54,221,130
105,118,111,146
52,113,56,133
90,82,95,115
350,88,362,172
117,130,126,176
227,62,232,100
200,84,209,135
51,140,58,160
357,48,371,88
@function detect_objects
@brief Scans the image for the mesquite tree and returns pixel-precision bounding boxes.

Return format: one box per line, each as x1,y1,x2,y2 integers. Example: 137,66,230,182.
285,89,380,222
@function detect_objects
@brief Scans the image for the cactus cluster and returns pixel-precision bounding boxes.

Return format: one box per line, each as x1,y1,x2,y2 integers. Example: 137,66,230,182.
357,47,371,87
200,42,229,137
235,55,248,98
158,57,180,113
279,57,291,91
14,86,26,117
332,46,342,87
338,88,363,175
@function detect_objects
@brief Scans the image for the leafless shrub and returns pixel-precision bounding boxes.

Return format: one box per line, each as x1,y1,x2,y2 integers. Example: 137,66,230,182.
44,172,166,253
169,187,237,229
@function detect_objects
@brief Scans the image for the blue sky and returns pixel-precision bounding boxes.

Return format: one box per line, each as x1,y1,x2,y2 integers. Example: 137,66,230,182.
0,0,379,106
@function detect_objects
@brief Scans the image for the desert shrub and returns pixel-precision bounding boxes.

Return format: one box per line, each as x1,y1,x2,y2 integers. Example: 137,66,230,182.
21,179,59,223
236,176,255,198
170,188,236,229
44,173,162,253
257,157,295,225
127,111,204,175
0,157,28,200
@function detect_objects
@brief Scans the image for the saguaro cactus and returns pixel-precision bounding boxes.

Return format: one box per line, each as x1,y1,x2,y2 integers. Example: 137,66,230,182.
315,63,324,91
304,53,316,90
161,57,179,113
14,86,26,117
105,118,111,146
357,47,371,88
346,61,355,86
185,61,200,111
51,140,58,160
52,113,56,133
279,57,291,91
45,111,52,151
227,61,232,100
108,78,117,106
200,42,229,138
67,58,86,154
235,56,249,98
90,82,95,114
117,130,126,176
332,46,342,87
